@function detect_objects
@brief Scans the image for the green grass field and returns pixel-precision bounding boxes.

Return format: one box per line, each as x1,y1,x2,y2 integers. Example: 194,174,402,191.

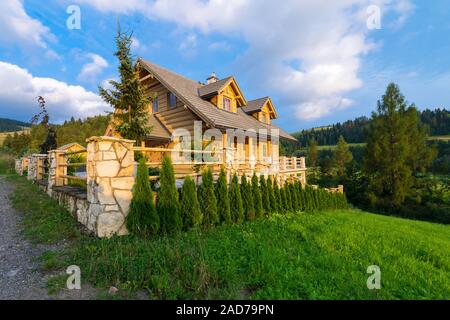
6,175,450,300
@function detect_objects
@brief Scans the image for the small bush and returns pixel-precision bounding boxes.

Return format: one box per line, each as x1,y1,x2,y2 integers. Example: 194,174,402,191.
215,167,231,224
157,156,182,234
229,172,244,224
126,158,159,236
252,173,264,219
198,167,219,228
180,176,202,230
240,173,255,221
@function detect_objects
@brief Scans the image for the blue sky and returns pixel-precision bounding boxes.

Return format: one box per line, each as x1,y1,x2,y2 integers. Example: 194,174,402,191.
0,0,448,132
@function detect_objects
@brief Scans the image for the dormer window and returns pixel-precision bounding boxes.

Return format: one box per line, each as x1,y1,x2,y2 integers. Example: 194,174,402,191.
223,97,231,112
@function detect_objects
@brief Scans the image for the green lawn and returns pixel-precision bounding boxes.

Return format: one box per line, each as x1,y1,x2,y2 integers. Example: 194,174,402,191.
6,175,450,300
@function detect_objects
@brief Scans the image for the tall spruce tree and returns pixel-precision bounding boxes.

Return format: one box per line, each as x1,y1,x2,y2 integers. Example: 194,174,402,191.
157,156,182,234
308,138,318,167
251,173,264,218
284,183,293,212
126,158,159,236
99,27,150,144
280,186,287,213
215,167,231,224
180,176,202,230
241,173,255,221
363,83,436,209
198,168,219,227
229,173,244,223
333,135,353,178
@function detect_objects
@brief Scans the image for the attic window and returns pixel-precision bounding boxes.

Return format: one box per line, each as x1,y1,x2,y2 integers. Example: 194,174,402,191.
168,92,177,109
223,97,231,112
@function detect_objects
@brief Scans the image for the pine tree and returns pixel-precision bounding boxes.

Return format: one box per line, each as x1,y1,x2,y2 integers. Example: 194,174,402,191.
308,138,318,167
126,158,159,236
273,180,281,213
215,167,231,224
334,135,353,179
198,168,219,228
364,83,436,209
180,176,202,230
260,175,270,216
99,27,150,144
251,173,264,218
241,173,255,221
157,156,182,234
266,176,276,215
229,173,244,223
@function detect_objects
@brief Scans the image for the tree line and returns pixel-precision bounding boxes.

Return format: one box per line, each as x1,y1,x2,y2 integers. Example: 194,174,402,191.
127,156,349,237
291,108,449,147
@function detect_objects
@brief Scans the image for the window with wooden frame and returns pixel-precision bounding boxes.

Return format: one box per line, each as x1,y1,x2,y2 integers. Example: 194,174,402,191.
223,97,231,112
152,96,159,113
168,92,177,109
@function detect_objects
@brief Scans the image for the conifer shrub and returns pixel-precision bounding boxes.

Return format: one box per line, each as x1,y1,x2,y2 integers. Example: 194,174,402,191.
126,158,159,237
284,183,293,212
180,176,202,230
198,167,219,228
273,180,281,213
260,175,270,216
157,156,182,234
289,183,299,212
229,172,244,223
266,176,276,216
251,173,264,219
215,167,231,224
241,173,255,221
280,186,287,214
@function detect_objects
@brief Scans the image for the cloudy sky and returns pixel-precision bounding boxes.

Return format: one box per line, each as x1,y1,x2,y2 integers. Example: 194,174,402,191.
0,0,448,131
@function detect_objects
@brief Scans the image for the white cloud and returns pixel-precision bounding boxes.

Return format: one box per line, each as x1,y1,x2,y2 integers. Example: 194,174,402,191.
0,61,110,122
77,53,109,83
76,0,414,120
178,33,198,58
0,0,57,55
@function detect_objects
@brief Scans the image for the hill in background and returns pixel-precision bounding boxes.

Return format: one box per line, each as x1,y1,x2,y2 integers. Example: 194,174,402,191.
0,118,30,133
292,108,449,146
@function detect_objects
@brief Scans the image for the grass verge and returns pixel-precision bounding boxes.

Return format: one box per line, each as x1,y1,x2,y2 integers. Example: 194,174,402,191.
6,175,450,300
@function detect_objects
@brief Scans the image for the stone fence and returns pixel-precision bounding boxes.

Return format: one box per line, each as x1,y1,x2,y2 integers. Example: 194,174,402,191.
16,136,340,238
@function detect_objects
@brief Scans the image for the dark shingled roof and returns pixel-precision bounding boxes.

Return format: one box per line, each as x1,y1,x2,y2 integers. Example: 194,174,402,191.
139,59,297,142
198,77,233,99
242,97,270,114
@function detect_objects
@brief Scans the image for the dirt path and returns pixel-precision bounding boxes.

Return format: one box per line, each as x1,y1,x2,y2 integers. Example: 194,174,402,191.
0,176,100,300
0,176,52,299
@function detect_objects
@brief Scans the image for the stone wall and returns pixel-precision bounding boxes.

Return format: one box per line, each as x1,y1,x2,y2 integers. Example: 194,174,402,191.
86,136,136,238
27,154,47,181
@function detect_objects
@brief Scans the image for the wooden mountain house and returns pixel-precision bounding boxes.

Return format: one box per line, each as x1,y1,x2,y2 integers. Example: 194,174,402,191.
106,59,306,185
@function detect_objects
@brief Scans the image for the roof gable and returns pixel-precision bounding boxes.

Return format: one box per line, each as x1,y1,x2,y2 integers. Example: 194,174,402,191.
243,97,278,119
137,59,296,141
198,77,247,106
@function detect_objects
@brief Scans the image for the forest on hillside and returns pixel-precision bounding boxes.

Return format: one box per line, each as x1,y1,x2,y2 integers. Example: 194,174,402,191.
1,115,109,156
293,108,449,146
0,118,30,132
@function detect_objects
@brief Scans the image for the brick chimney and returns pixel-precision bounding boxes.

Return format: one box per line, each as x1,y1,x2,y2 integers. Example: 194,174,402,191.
206,72,218,84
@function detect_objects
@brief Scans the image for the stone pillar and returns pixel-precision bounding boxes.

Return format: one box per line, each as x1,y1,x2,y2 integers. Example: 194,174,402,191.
47,150,67,196
338,185,344,194
86,136,135,238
